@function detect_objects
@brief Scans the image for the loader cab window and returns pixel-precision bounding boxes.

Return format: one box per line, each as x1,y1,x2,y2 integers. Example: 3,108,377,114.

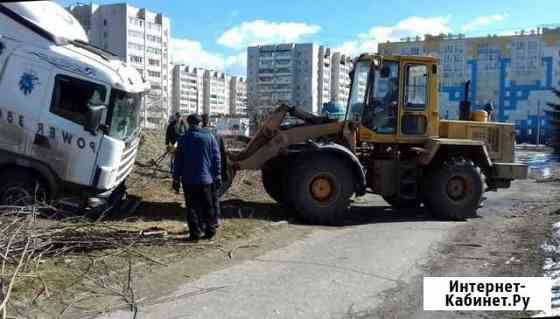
402,64,428,135
363,61,399,134
347,61,369,122
404,64,428,109
50,75,107,126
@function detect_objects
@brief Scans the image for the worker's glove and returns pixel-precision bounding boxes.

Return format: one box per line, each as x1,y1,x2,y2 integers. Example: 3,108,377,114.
172,179,181,193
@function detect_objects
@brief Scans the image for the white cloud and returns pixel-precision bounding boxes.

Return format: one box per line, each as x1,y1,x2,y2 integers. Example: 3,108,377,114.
461,14,508,32
217,20,321,49
225,51,248,76
171,38,225,70
170,38,247,76
336,16,452,56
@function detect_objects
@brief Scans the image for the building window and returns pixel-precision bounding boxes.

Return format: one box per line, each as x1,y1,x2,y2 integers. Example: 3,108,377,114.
129,55,143,64
147,35,162,43
146,47,162,55
103,19,107,26
128,42,144,51
148,59,160,66
128,30,143,38
148,70,161,78
50,75,107,125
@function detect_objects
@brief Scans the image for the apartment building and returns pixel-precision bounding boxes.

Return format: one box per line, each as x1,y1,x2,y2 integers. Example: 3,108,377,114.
247,43,355,115
331,52,353,106
171,65,205,114
204,71,230,115
68,3,171,128
247,43,328,114
230,77,248,115
378,28,560,139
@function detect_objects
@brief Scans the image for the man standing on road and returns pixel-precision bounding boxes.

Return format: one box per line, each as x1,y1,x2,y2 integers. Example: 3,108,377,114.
165,113,186,174
173,114,222,241
201,114,227,227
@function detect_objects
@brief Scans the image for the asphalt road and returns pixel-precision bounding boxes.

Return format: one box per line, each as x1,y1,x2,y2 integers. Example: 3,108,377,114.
98,194,465,319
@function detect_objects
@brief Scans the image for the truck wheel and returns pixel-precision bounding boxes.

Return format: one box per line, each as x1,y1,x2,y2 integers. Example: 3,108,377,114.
382,195,421,209
289,155,355,225
424,159,483,220
0,169,49,206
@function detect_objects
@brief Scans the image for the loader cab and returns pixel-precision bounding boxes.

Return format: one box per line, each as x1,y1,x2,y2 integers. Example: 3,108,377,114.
346,54,440,144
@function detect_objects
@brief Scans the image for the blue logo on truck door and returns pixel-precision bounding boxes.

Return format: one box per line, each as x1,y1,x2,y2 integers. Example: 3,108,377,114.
19,72,40,95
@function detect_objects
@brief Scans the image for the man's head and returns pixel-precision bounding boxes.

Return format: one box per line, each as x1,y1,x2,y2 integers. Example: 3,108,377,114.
187,114,202,127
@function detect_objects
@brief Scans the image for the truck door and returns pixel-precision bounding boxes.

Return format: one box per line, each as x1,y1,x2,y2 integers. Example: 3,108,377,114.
38,73,107,187
0,53,50,158
398,63,430,139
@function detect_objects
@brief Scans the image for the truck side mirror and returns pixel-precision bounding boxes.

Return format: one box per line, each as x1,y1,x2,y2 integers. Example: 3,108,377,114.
84,104,107,136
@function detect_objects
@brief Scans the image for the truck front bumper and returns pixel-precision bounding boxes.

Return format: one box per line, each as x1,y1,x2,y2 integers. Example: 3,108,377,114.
486,162,528,190
491,162,529,180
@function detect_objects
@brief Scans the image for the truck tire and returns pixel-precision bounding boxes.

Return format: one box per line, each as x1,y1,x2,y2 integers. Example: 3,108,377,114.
382,195,421,209
289,155,355,225
423,159,483,220
0,169,49,206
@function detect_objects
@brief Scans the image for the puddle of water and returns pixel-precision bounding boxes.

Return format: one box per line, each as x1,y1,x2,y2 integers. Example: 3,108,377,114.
516,151,560,179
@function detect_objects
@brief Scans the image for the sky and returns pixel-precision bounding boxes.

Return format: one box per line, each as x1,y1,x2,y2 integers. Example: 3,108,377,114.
55,0,560,76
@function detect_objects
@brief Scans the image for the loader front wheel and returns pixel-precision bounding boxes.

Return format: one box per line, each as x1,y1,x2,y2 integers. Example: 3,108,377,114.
261,158,288,204
289,155,354,225
424,159,483,220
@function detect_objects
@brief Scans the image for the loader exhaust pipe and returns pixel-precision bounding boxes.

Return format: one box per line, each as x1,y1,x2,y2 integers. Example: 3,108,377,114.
459,80,471,121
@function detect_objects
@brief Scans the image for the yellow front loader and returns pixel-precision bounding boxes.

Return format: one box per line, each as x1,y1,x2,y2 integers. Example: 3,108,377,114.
225,54,528,225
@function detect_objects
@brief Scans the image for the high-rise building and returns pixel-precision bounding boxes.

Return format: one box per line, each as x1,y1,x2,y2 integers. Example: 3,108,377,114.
171,65,205,114
331,52,353,106
230,77,248,115
378,28,560,140
68,3,171,128
204,71,230,115
247,43,342,115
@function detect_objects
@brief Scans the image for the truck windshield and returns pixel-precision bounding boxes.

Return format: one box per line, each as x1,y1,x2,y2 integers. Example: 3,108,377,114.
346,61,370,122
107,89,142,141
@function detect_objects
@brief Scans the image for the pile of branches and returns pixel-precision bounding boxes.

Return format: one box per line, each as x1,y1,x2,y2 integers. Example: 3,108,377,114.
0,207,173,317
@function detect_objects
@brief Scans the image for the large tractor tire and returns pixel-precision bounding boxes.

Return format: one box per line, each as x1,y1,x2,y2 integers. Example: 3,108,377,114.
382,195,421,209
423,159,484,220
288,155,355,225
261,157,290,204
0,168,49,206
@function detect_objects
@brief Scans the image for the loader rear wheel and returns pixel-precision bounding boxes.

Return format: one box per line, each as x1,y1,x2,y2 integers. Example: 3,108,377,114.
382,195,421,209
289,155,354,225
424,159,483,220
261,158,288,204
0,169,49,207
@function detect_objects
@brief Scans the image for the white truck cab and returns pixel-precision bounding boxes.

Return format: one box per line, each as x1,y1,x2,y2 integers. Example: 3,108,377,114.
0,2,149,211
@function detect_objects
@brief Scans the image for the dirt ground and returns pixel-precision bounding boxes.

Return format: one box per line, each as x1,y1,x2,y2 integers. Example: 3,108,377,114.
5,130,306,319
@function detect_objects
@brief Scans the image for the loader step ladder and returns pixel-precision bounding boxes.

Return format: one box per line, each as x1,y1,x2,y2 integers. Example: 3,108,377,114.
397,161,418,201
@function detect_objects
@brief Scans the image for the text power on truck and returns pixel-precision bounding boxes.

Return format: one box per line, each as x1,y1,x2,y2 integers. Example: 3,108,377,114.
0,1,149,212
